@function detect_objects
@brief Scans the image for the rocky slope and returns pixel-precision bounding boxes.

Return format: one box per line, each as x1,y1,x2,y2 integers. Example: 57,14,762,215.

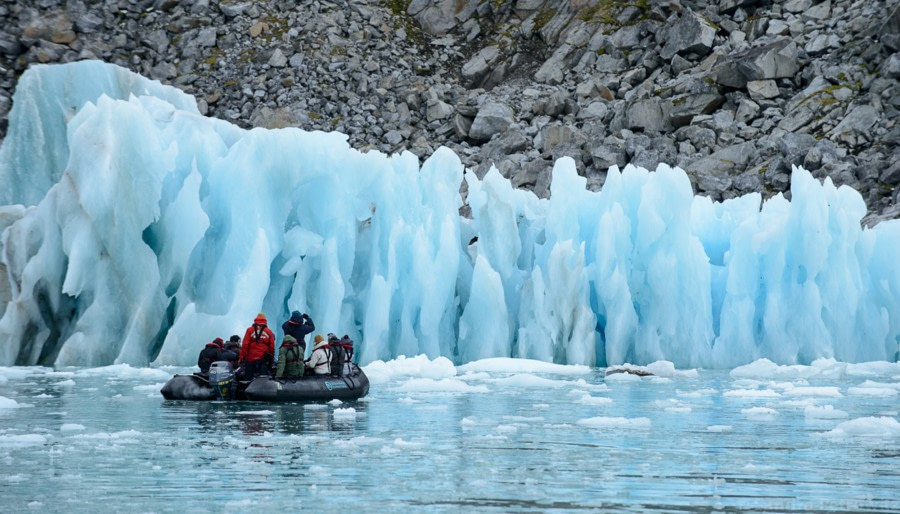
1,0,898,224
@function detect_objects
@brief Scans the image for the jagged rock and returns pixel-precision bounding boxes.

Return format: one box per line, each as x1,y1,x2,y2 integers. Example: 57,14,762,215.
196,27,217,48
535,44,575,84
687,141,757,177
828,105,877,146
461,45,501,88
713,38,801,88
804,0,832,21
747,80,779,100
805,33,840,54
407,0,461,36
884,53,900,79
778,76,843,132
268,48,287,68
881,160,900,186
453,113,472,139
626,98,670,133
0,36,23,55
784,0,813,13
469,101,515,143
426,99,453,122
660,10,718,60
539,125,586,155
717,0,759,14
588,137,626,170
577,101,608,120
668,92,725,127
21,11,76,45
220,1,252,17
735,98,760,123
511,157,550,191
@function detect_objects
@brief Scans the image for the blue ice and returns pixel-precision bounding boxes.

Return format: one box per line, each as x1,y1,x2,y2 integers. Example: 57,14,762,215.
0,61,898,368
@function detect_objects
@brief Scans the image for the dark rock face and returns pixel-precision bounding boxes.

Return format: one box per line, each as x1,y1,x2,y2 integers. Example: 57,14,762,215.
0,0,897,223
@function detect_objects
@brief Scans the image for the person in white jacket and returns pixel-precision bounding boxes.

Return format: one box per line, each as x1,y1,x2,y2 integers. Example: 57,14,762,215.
306,334,331,375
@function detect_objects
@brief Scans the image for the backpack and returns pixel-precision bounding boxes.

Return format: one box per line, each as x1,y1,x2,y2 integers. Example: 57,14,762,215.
328,340,345,376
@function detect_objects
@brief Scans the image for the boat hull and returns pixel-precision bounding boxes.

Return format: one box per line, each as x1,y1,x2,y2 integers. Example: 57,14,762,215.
160,369,369,402
160,374,215,400
244,371,370,402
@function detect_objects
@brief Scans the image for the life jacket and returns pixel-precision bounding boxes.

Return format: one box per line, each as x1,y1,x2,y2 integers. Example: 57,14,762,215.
282,341,301,363
328,336,354,376
198,338,224,372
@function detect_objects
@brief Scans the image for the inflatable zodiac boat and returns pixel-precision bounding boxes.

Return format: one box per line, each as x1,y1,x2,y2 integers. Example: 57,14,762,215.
160,361,369,402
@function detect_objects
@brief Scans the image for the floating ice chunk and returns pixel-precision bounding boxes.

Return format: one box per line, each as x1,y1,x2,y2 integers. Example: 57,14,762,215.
363,355,457,384
328,399,343,406
133,383,167,392
645,361,699,378
55,379,76,386
577,395,613,406
604,372,641,382
847,387,898,397
576,416,651,429
71,430,142,440
396,377,489,393
678,388,717,398
75,365,172,381
235,410,275,416
782,386,843,397
724,389,781,398
845,361,900,377
730,359,821,379
823,417,900,439
0,434,47,447
741,407,778,420
392,438,426,449
804,405,849,419
490,374,575,388
0,396,21,408
458,358,591,375
333,407,356,419
60,424,86,432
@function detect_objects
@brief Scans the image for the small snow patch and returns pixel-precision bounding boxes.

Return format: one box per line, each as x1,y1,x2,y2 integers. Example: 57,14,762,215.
804,405,849,420
741,407,778,420
823,417,900,439
576,416,651,429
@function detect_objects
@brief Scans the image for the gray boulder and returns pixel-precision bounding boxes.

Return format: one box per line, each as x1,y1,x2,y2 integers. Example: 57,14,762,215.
408,0,462,35
462,46,501,88
713,39,801,88
469,101,515,142
660,10,718,60
669,93,725,128
626,98,671,133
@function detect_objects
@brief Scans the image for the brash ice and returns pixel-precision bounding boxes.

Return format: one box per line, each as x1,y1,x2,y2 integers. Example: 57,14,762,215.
0,61,898,368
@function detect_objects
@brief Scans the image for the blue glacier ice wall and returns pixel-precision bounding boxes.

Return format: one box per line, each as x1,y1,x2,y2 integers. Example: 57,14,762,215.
0,61,898,368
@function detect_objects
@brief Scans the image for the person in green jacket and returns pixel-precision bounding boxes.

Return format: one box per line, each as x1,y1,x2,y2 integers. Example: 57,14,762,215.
275,335,305,379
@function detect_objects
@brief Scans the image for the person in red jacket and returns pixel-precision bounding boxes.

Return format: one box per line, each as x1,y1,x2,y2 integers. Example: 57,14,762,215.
239,312,276,380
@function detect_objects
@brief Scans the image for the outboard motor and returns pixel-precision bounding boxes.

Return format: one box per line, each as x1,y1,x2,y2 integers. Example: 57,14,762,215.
208,361,235,401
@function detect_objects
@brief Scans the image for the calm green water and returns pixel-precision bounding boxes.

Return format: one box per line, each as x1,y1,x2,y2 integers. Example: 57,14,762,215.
1,361,898,513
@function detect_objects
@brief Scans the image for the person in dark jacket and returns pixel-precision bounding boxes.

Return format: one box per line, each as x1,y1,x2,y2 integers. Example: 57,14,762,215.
197,337,225,374
282,311,315,354
239,313,276,380
221,335,241,368
275,335,305,379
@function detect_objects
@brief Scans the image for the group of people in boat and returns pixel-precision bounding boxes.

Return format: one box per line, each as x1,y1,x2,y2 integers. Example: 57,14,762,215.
196,310,353,381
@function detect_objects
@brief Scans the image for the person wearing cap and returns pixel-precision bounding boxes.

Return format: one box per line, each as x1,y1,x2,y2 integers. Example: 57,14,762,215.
239,313,276,380
197,337,225,374
306,334,332,375
282,310,315,355
275,335,305,379
221,335,241,368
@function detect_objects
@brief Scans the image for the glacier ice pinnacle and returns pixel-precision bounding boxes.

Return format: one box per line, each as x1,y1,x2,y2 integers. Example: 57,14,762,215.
0,61,898,368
